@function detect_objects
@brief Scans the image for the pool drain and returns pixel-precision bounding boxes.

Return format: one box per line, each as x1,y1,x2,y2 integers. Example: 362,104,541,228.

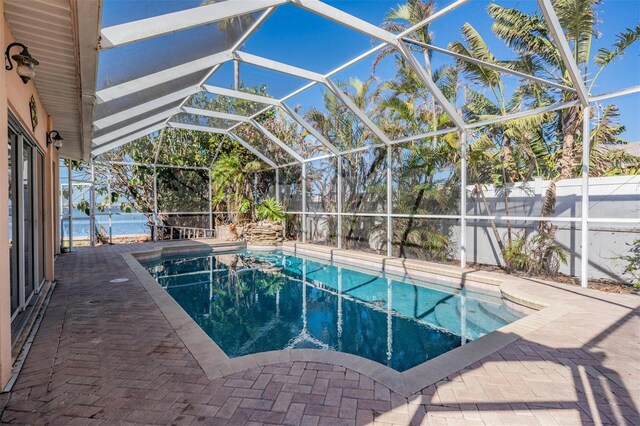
109,278,129,283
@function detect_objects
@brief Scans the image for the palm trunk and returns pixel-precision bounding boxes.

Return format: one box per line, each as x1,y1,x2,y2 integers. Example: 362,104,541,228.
534,106,581,270
558,106,582,179
345,150,386,248
398,186,426,258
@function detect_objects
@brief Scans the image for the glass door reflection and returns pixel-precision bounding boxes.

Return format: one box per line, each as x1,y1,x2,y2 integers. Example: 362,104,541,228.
8,128,18,318
22,142,34,304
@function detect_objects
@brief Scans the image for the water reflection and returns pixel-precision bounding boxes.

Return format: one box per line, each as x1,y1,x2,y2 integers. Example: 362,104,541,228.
144,250,523,372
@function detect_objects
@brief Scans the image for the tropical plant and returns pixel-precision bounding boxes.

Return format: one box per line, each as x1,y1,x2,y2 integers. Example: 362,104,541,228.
96,85,278,231
376,0,439,135
256,198,285,222
305,79,389,251
622,239,640,288
210,152,263,223
450,1,639,274
488,2,639,180
503,230,567,275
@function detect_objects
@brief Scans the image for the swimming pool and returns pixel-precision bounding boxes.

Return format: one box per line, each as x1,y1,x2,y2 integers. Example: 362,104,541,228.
142,249,523,372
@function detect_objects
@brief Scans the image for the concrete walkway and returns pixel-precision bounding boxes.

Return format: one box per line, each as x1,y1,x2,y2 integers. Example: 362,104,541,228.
1,243,638,425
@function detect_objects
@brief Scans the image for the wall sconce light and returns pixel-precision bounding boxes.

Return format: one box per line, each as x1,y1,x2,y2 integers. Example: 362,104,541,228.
47,131,63,150
5,42,39,84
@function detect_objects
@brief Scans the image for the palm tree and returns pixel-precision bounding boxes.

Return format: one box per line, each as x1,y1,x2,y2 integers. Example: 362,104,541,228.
376,0,440,137
210,152,263,224
304,79,389,250
481,1,639,273
448,23,560,253
488,2,639,179
374,59,461,258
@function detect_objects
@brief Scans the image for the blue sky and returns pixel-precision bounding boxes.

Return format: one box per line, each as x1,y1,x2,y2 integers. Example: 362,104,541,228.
101,0,640,142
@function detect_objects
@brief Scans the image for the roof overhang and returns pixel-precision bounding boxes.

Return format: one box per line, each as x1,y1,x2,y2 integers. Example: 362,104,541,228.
4,0,100,161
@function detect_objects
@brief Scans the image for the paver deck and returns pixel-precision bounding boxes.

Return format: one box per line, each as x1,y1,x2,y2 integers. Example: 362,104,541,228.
1,242,638,425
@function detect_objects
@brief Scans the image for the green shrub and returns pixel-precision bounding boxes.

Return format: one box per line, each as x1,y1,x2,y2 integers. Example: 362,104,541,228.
256,198,285,222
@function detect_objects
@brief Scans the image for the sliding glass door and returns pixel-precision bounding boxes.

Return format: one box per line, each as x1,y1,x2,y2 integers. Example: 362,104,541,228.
8,128,19,318
8,115,45,322
22,142,34,304
36,152,45,291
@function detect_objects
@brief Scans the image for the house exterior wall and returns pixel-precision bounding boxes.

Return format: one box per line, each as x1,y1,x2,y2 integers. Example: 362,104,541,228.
1,3,59,388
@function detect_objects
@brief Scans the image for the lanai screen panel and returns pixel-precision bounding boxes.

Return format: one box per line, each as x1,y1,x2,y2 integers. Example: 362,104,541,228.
184,92,271,117
94,0,262,147
156,130,217,168
342,147,388,214
241,3,375,74
93,101,183,144
391,136,461,216
279,164,302,212
285,84,387,152
171,113,241,130
306,157,338,213
254,169,277,203
330,46,460,142
254,106,333,160
93,136,157,163
156,168,210,214
93,73,204,130
206,61,311,100
232,122,296,165
402,0,576,119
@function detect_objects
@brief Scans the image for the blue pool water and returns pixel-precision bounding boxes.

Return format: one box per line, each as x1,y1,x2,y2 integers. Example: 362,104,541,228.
142,250,523,372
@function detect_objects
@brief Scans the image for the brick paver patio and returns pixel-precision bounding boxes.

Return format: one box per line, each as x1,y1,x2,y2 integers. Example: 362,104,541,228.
1,243,638,425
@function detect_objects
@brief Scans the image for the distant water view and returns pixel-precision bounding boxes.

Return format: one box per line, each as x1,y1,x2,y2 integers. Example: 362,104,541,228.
62,213,150,238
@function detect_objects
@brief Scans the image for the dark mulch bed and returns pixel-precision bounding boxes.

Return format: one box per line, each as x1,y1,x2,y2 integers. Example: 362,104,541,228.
466,263,638,295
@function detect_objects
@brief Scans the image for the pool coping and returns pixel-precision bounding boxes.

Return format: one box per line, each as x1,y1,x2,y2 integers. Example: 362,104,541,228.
122,240,572,398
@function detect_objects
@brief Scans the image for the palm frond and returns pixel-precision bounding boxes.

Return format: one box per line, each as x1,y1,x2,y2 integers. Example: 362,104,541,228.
594,24,640,66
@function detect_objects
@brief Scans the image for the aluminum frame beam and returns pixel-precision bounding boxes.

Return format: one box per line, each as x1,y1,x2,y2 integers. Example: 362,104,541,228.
399,0,470,37
249,119,305,163
227,131,278,168
459,131,467,268
95,51,231,103
465,99,581,129
234,51,325,82
280,103,340,155
290,0,397,45
99,0,287,49
202,85,281,106
166,122,229,134
402,38,576,93
590,85,640,102
537,0,590,105
581,107,590,288
92,122,166,156
391,127,459,144
324,78,392,145
92,107,181,145
396,42,466,130
95,160,209,171
181,107,250,123
94,85,201,130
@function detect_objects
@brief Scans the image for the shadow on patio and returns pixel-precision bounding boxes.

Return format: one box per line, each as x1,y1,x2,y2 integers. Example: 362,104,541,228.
0,244,638,425
381,308,639,425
